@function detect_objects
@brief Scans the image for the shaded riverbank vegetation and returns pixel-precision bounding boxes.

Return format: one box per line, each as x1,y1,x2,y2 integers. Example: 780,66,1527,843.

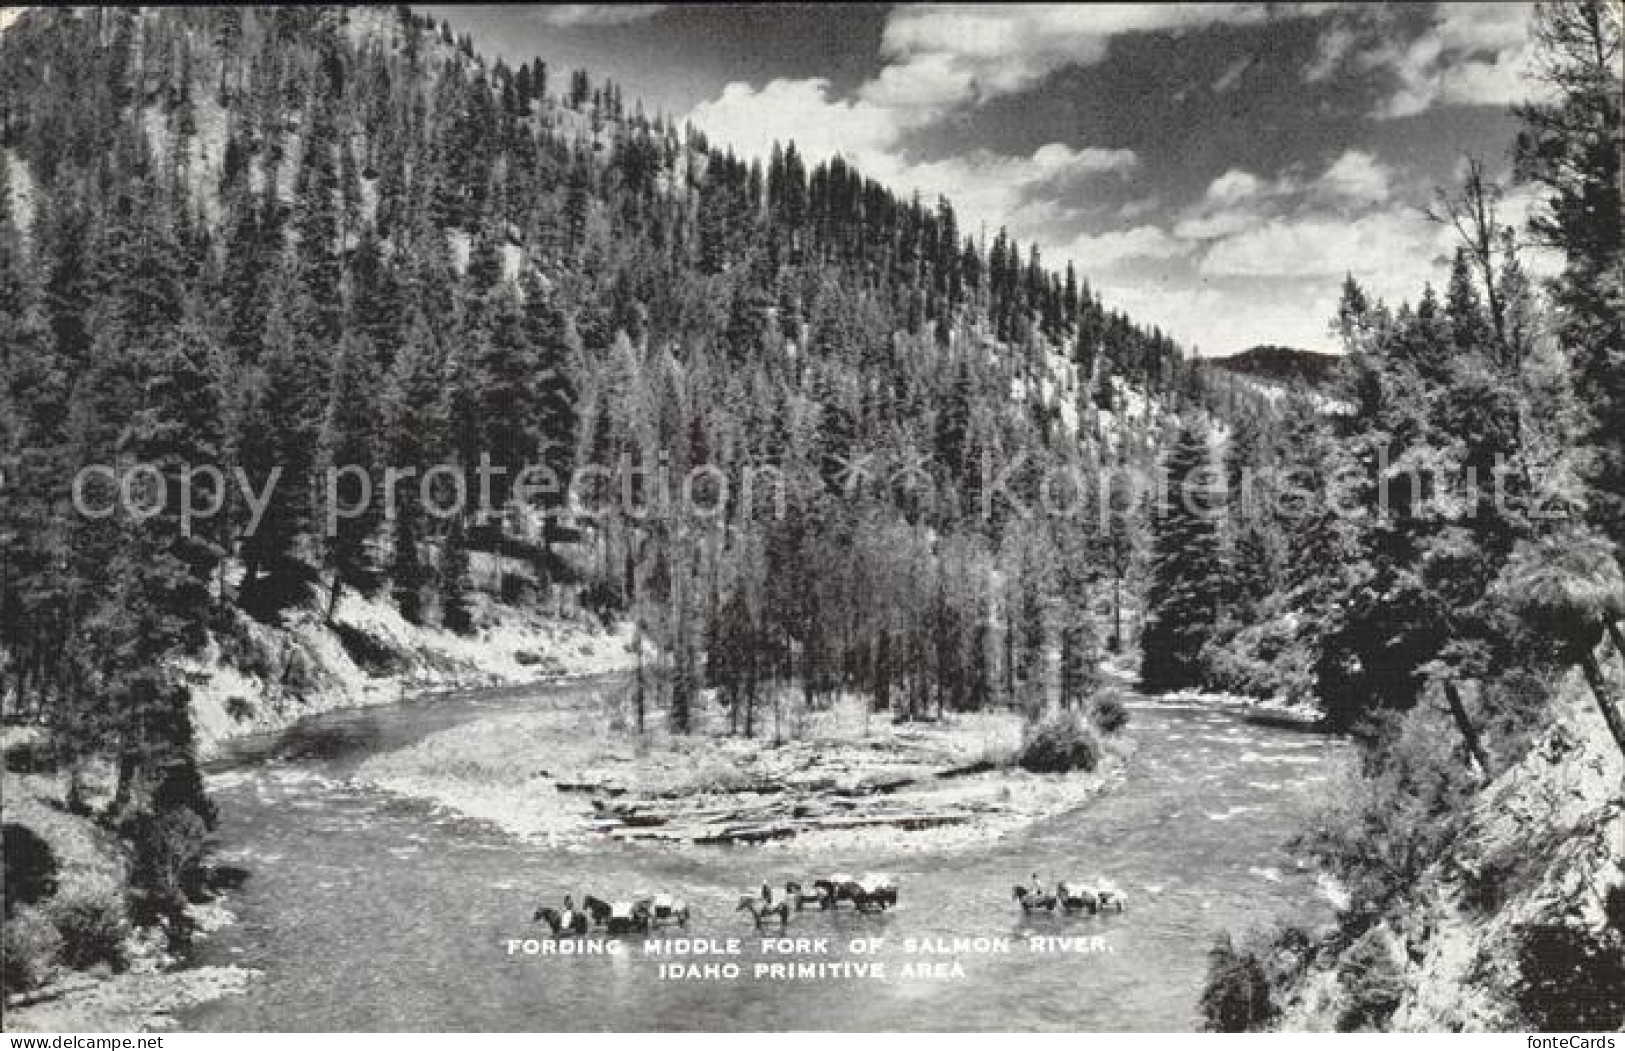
1193,0,1625,1031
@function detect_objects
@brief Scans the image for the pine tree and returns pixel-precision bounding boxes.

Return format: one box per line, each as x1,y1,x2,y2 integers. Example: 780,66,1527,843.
1140,421,1226,691
1516,0,1624,551
381,313,447,622
315,333,381,622
237,266,326,599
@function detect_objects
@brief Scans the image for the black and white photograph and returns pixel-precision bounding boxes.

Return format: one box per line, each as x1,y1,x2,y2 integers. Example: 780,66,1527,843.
0,1,1621,1037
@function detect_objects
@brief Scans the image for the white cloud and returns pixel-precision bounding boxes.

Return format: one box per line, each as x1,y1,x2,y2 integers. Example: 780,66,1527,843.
537,5,666,27
1175,207,1260,242
688,78,1137,250
1064,224,1188,267
1105,281,1343,357
1303,24,1358,83
1204,169,1269,207
1314,150,1391,206
687,79,904,165
1174,167,1297,241
1198,208,1445,281
1212,55,1253,94
1305,3,1544,118
877,4,1320,105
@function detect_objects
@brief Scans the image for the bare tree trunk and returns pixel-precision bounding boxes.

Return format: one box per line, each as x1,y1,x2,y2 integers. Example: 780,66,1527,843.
1606,620,1625,664
634,621,646,735
1579,649,1625,761
1112,575,1123,653
1442,679,1491,781
325,571,343,625
112,746,140,818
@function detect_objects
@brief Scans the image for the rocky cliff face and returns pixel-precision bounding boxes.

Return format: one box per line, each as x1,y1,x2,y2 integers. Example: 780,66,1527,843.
1279,646,1625,1032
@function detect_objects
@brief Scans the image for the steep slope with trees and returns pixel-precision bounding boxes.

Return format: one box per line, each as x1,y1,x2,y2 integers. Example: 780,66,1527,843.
0,5,1200,996
1196,0,1625,1031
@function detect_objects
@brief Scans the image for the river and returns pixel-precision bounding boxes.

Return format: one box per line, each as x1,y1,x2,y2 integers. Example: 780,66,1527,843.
182,679,1341,1031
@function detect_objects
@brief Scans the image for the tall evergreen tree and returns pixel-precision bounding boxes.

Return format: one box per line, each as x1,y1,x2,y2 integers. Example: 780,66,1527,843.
1140,421,1226,691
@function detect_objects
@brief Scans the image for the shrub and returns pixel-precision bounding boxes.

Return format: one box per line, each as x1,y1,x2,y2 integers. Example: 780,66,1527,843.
1089,689,1130,733
1294,706,1474,922
1514,921,1625,1032
331,621,405,676
152,759,218,830
1017,711,1099,773
1,905,62,994
1200,932,1278,1031
579,579,626,630
3,736,57,774
49,888,128,972
3,823,59,917
125,805,209,928
1200,616,1318,705
1335,928,1406,1031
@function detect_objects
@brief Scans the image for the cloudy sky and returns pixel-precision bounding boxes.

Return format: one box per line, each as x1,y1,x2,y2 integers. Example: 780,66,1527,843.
426,3,1549,356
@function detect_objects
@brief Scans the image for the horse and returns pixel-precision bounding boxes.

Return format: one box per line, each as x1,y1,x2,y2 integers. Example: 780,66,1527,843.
1090,878,1127,912
1056,881,1100,914
640,893,690,928
582,895,614,927
1012,885,1058,913
532,906,590,936
810,879,843,909
610,900,651,934
811,873,863,910
737,896,791,929
856,873,899,910
585,896,649,934
785,881,830,912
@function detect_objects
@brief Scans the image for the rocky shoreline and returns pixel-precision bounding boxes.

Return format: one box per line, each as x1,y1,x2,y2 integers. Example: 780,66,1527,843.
4,594,641,1034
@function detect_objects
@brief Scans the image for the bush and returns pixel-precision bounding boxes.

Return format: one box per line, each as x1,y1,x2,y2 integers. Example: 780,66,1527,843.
125,806,209,928
1089,689,1130,733
3,735,57,774
1294,707,1475,922
1017,711,1100,773
1335,928,1406,1031
1,905,62,995
331,621,406,676
1514,921,1625,1032
49,888,128,972
1200,932,1278,1031
579,579,626,630
1200,615,1318,705
3,823,59,917
151,759,218,831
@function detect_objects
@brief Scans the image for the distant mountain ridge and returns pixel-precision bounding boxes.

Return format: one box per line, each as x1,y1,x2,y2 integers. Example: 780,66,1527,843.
1206,345,1343,388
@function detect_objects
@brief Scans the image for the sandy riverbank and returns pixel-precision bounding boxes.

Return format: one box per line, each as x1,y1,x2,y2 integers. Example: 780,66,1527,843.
351,686,1132,856
189,584,644,760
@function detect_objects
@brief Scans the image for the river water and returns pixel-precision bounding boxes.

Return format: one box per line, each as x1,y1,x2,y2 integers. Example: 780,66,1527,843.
183,680,1341,1031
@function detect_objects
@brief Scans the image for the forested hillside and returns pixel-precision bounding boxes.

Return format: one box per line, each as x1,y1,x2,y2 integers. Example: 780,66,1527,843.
1192,0,1625,1031
3,3,1620,1030
0,5,1204,947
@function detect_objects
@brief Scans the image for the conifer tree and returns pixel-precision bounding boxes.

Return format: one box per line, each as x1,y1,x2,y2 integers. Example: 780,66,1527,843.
1140,421,1226,691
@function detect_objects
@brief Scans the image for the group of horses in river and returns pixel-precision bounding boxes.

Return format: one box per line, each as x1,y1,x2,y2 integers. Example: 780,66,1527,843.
737,873,901,928
533,893,691,936
1011,878,1127,915
534,872,1127,936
